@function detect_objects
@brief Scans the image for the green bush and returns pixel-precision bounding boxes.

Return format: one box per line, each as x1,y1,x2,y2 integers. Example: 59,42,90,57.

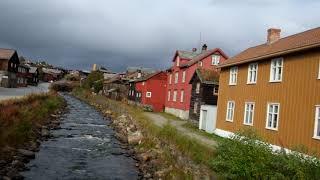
210,128,320,179
82,71,103,89
93,80,103,93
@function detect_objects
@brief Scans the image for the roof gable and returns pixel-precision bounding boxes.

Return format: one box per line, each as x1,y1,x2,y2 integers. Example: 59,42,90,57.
181,48,228,68
220,27,320,68
0,48,16,60
189,68,219,85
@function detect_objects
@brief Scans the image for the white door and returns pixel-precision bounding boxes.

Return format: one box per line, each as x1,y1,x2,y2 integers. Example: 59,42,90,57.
201,110,207,130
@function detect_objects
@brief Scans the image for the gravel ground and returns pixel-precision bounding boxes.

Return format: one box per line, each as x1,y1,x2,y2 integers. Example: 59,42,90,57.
0,83,50,101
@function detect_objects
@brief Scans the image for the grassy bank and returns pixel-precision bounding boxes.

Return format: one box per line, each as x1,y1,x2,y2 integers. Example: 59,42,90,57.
72,87,215,178
0,93,65,147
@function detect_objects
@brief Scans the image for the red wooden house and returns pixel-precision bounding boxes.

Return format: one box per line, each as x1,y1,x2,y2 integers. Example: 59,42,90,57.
134,71,167,112
165,44,228,119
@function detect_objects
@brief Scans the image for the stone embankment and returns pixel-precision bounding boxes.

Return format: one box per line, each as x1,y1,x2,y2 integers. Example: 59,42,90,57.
0,110,66,180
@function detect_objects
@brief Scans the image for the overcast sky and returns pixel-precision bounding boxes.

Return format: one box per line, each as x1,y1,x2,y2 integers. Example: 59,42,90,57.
0,0,319,72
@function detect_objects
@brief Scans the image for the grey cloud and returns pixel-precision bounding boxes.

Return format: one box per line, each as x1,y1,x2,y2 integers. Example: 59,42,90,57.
0,0,319,71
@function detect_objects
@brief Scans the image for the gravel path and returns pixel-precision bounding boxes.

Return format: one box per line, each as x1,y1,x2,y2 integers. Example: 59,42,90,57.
144,112,217,148
0,83,50,101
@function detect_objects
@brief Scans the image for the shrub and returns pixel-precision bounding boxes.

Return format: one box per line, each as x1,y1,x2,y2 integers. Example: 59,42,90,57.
93,80,103,93
50,82,76,92
210,128,320,179
82,71,103,89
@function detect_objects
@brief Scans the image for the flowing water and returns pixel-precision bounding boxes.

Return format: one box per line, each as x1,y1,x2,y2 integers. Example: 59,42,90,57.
22,94,139,180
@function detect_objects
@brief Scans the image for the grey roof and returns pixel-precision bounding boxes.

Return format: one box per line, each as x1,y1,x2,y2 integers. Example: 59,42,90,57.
29,66,38,73
126,67,156,73
177,50,200,59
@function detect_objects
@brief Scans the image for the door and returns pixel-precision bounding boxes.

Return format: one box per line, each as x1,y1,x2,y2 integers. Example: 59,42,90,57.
201,110,207,130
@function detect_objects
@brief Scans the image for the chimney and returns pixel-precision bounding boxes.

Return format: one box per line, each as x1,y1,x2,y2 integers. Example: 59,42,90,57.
192,48,197,52
267,28,281,44
201,44,207,52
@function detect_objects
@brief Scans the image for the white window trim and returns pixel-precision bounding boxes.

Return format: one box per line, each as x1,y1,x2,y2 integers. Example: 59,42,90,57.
176,56,180,66
169,74,172,84
269,58,283,83
198,61,203,67
226,101,235,122
229,67,238,85
313,105,320,140
146,92,152,98
167,91,171,101
243,102,255,126
213,86,219,95
173,90,177,102
318,59,320,80
265,103,280,131
211,55,220,65
182,71,186,83
180,90,184,103
247,63,258,84
142,81,145,86
196,83,200,94
174,72,179,84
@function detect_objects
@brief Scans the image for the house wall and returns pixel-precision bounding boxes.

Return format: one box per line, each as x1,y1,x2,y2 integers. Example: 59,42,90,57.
165,51,227,119
136,72,167,112
216,48,320,153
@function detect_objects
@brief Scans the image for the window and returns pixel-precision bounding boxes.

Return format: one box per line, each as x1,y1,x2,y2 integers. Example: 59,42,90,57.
146,92,152,98
194,102,198,114
180,90,184,102
198,61,203,67
314,106,320,139
229,67,238,85
247,63,258,84
169,74,172,84
136,93,139,98
244,102,255,125
270,58,283,82
226,101,235,122
182,71,186,83
174,72,179,84
167,91,171,101
318,59,320,79
266,103,280,130
173,90,177,102
196,83,200,94
142,82,145,86
213,86,219,95
212,55,220,65
176,56,180,66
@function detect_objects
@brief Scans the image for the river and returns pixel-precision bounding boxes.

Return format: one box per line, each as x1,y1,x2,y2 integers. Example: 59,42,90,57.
22,94,140,180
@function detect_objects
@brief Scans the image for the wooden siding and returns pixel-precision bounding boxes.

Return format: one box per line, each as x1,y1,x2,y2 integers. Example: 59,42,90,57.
189,75,218,122
216,48,320,153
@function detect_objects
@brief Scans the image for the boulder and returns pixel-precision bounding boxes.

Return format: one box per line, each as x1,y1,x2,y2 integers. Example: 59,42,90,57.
17,149,35,158
115,133,128,143
128,131,143,145
41,128,50,137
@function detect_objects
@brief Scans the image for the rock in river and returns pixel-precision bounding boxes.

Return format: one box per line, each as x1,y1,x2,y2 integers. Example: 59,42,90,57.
17,149,35,159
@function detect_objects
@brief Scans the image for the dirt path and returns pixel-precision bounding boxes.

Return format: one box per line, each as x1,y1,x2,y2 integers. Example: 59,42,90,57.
144,112,217,148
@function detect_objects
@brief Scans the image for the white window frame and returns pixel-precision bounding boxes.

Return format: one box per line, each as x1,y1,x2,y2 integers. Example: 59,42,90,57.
266,103,280,131
167,91,171,101
180,90,184,103
174,72,179,84
198,61,203,67
211,55,220,65
173,90,177,102
182,71,186,83
318,59,320,80
270,58,283,82
169,74,172,84
142,81,145,86
146,92,152,98
247,63,258,84
314,105,320,140
229,67,238,85
243,102,255,126
226,101,235,122
196,82,200,94
176,56,180,66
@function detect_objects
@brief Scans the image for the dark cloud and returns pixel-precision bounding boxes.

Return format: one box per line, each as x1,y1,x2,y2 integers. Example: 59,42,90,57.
0,0,319,71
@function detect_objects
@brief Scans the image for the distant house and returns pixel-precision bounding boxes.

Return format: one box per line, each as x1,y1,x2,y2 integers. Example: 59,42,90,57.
42,68,63,82
17,64,30,87
131,71,167,112
165,45,228,119
0,49,20,88
28,66,39,86
215,27,320,154
103,75,129,101
189,68,219,124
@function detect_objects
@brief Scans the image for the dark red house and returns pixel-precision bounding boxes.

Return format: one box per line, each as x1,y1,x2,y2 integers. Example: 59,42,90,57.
133,71,167,112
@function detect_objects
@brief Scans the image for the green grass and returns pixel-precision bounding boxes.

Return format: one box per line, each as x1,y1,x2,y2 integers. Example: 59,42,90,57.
0,93,65,147
182,122,223,142
157,112,184,121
